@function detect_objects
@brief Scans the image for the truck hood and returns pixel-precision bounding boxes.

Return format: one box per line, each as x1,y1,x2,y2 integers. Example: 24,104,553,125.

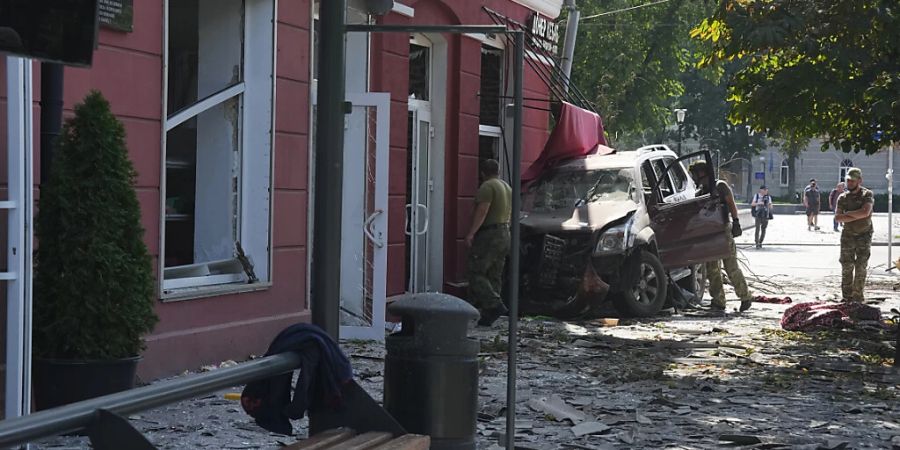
521,201,637,234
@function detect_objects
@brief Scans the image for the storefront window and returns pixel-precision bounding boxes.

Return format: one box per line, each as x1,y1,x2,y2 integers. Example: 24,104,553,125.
162,0,274,294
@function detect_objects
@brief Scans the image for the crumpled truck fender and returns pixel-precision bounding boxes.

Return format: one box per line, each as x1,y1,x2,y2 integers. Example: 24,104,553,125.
634,227,656,250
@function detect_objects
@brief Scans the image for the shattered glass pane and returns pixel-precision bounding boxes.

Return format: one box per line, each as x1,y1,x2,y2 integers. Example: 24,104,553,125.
341,105,378,328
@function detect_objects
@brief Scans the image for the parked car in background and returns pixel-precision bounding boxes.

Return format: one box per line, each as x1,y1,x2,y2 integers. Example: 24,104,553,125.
518,146,732,317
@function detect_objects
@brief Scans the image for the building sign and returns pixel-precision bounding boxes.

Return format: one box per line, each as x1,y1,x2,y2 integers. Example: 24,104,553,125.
755,172,766,180
528,13,560,54
98,0,133,32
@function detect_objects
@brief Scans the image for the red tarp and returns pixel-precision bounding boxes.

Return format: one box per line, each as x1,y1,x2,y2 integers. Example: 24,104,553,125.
522,102,610,184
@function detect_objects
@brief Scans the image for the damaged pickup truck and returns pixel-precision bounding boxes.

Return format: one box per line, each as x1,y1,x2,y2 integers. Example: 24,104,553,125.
519,146,732,317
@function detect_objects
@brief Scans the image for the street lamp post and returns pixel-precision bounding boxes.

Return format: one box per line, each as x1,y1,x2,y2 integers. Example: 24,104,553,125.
760,155,766,185
674,108,686,156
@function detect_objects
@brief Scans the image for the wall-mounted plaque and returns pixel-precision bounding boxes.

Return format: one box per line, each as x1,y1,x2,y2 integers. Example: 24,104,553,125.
98,0,133,32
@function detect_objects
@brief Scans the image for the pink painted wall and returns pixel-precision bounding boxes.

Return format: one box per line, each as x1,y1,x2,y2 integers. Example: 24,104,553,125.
371,0,552,298
0,0,313,381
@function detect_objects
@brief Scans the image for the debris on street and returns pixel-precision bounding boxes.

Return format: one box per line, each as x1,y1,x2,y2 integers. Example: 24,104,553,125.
28,275,900,450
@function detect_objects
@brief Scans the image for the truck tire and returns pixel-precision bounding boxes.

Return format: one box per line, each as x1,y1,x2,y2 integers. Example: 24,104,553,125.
614,250,668,317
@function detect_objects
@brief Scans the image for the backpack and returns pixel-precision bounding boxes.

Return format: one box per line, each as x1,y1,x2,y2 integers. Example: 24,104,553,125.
753,194,770,218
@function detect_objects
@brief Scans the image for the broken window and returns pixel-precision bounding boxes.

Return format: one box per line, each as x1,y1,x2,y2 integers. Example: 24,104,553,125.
652,159,675,199
162,0,274,295
409,42,430,101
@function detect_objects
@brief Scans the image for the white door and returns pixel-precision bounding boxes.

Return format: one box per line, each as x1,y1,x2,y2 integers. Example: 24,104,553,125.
406,104,433,293
340,93,390,340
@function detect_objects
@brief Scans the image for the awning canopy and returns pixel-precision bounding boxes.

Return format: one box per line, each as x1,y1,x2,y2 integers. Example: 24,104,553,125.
522,101,610,184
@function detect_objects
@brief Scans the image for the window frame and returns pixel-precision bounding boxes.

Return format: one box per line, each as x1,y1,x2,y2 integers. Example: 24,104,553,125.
408,34,433,103
779,159,789,187
159,0,277,300
478,39,508,179
839,159,853,183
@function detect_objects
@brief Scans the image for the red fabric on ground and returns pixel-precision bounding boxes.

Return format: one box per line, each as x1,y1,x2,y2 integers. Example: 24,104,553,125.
780,302,882,332
522,102,610,184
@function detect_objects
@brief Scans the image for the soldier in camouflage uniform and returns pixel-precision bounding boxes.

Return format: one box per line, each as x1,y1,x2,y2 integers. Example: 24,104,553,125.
834,168,874,302
689,161,753,313
466,159,512,326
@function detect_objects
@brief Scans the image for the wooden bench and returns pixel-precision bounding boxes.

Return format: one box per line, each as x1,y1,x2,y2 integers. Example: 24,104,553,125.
284,428,430,450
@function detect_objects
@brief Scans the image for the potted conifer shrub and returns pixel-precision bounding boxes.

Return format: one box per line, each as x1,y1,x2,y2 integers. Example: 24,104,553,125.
32,91,158,410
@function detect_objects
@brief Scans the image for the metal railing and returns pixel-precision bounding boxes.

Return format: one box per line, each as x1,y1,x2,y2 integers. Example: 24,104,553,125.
0,353,302,448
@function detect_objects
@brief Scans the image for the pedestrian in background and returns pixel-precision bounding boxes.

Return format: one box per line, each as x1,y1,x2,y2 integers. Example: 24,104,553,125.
751,185,773,248
689,161,753,313
804,178,821,231
834,168,873,302
829,181,845,232
465,159,512,326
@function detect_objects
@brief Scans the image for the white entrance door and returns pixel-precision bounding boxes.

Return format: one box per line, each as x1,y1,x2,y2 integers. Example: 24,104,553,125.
340,93,390,340
406,103,434,293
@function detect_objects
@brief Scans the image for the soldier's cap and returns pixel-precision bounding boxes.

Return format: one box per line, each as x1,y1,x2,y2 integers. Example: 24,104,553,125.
846,167,862,180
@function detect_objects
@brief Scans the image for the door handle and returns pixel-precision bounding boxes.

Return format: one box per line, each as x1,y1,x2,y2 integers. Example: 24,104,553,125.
364,209,385,248
416,203,429,235
404,204,413,236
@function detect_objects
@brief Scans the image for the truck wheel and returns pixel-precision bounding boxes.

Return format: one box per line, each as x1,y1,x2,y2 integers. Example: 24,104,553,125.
614,250,668,317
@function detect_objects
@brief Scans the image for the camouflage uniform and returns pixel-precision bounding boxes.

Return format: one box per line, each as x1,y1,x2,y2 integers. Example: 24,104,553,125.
694,175,752,309
467,176,512,312
467,226,511,310
836,179,874,302
706,223,751,309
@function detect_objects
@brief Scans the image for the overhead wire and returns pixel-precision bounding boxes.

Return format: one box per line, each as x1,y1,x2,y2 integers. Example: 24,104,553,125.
579,0,671,20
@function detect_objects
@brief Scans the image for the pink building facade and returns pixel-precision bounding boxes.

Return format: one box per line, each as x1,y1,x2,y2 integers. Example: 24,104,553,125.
0,0,559,382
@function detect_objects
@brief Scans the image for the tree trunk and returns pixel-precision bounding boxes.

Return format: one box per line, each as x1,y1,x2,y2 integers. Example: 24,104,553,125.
746,160,753,202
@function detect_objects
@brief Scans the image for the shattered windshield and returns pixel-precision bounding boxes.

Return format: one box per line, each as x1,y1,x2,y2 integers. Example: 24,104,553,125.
525,168,635,212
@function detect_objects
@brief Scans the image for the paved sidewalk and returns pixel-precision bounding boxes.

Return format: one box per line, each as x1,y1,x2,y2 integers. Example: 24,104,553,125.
738,212,900,246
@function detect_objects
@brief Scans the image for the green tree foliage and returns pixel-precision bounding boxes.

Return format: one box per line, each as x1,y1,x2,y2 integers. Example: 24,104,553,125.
570,0,710,138
770,131,810,196
34,91,158,360
677,61,767,159
692,0,900,154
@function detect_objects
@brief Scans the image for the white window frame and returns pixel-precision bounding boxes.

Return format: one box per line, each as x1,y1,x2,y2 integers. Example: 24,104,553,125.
409,33,434,106
160,0,277,300
839,159,853,182
780,159,789,187
479,40,507,177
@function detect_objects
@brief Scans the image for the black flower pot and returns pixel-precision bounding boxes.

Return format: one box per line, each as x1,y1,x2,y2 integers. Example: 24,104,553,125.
32,356,141,411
